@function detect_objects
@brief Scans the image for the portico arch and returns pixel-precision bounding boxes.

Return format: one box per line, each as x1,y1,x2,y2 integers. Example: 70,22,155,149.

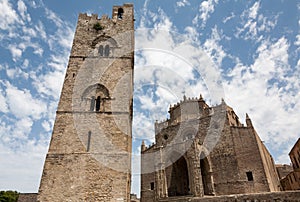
166,155,190,197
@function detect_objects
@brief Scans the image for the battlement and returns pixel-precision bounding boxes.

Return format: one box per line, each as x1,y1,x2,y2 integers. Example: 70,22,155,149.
169,94,206,111
155,95,249,135
78,4,134,22
154,94,211,134
78,13,101,20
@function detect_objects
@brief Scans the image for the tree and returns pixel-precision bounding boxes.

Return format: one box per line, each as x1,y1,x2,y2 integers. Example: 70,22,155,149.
0,191,19,202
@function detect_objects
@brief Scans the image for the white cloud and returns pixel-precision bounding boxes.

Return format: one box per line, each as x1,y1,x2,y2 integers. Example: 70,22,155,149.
249,1,260,19
6,67,29,80
12,117,33,139
176,0,190,8
6,83,47,119
0,0,20,30
224,37,300,163
32,70,65,99
22,59,29,68
134,8,225,149
45,7,63,28
236,1,278,41
193,0,218,27
0,139,48,193
17,0,31,22
223,12,235,23
0,89,8,113
22,26,37,38
295,34,300,46
47,22,74,51
35,21,47,40
8,44,23,60
41,120,51,132
203,26,227,66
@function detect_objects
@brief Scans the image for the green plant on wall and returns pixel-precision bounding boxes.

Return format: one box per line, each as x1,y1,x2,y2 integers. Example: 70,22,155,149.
93,22,103,31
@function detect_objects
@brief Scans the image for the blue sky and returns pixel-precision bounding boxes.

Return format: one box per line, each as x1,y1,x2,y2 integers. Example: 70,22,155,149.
0,0,299,197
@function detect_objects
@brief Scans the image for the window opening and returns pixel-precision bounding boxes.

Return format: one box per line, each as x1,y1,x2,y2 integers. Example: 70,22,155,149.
96,96,101,111
163,134,168,140
117,8,124,19
150,182,154,190
87,131,91,152
246,171,253,181
104,45,109,57
90,96,95,111
99,45,103,56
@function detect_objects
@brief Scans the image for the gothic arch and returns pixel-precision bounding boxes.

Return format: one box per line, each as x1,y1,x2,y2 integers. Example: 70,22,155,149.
199,152,214,196
166,152,191,197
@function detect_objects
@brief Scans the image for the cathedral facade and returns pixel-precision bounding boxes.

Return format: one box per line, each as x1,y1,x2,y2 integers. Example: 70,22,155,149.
141,95,281,202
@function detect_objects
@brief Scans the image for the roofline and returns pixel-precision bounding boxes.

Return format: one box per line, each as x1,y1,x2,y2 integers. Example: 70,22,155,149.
289,138,300,155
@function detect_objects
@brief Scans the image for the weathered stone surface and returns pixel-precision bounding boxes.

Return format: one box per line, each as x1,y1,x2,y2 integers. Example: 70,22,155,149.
158,191,300,202
17,193,37,202
38,4,134,202
141,98,281,202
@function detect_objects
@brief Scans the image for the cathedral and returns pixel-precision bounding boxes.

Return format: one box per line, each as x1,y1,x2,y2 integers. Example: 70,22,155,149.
140,95,281,201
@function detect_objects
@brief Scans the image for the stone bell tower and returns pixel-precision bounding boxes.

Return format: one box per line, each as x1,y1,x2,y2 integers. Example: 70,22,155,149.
38,4,134,202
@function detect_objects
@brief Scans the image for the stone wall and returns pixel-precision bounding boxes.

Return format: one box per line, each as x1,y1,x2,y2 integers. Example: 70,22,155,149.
141,98,282,202
158,191,300,202
17,193,37,202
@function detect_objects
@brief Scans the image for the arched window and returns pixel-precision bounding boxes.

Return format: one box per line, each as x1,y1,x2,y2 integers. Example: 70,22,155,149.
96,96,101,111
90,96,95,111
104,45,109,57
117,8,124,19
98,45,103,56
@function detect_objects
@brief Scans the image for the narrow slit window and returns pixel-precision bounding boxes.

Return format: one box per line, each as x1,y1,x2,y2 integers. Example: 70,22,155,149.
150,182,154,190
96,96,101,111
87,131,91,152
246,171,253,181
